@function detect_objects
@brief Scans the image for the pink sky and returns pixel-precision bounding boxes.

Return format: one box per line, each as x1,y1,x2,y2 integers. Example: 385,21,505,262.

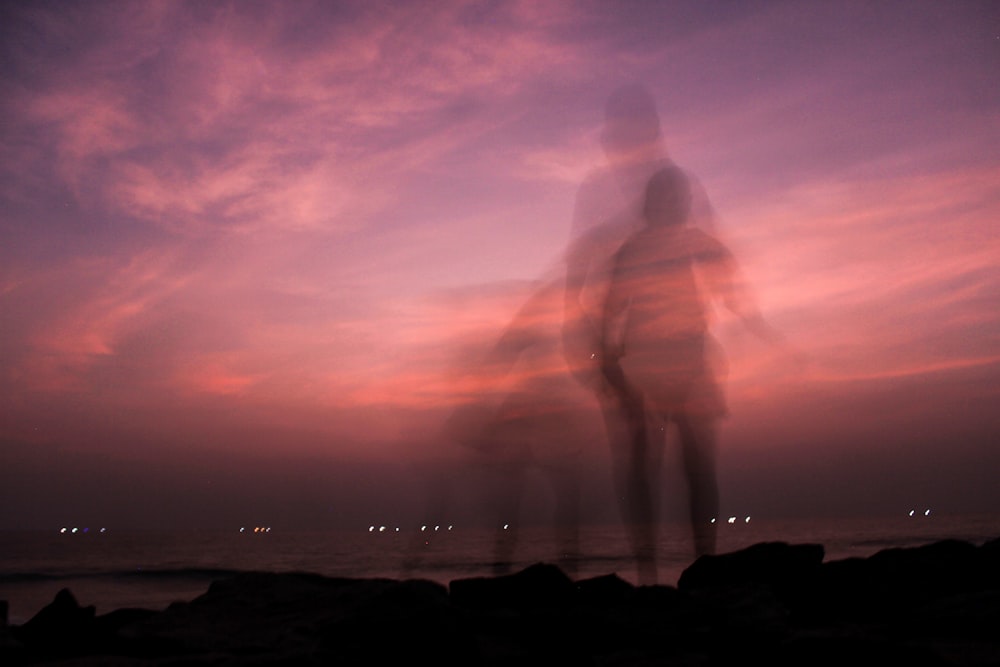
2,1,998,529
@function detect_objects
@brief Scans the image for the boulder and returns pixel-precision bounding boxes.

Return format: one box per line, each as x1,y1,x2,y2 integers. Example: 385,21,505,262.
678,541,824,600
11,588,97,654
4,538,1000,666
449,562,576,610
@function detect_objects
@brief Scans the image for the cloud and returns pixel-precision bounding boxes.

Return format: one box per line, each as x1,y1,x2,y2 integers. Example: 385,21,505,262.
3,1,596,240
1,1,998,527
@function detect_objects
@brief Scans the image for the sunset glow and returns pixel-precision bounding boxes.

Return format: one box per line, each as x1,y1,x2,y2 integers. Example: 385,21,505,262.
2,1,997,528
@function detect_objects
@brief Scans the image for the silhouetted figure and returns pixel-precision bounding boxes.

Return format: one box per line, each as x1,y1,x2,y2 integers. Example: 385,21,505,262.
562,84,784,584
438,277,602,576
562,84,717,583
601,165,786,583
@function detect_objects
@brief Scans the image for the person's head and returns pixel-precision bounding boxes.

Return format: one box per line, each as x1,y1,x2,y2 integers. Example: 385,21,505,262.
643,166,691,227
601,84,662,158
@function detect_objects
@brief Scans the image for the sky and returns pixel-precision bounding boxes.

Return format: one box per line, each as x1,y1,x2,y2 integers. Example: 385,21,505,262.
1,0,998,531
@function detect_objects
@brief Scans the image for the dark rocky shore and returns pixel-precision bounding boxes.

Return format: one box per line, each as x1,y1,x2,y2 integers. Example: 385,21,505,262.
3,537,1000,666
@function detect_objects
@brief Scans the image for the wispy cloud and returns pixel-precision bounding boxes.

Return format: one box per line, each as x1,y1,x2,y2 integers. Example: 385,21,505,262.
1,0,997,483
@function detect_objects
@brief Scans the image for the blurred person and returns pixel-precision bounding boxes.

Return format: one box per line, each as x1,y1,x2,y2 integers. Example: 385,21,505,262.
562,83,717,582
601,165,787,583
434,276,604,577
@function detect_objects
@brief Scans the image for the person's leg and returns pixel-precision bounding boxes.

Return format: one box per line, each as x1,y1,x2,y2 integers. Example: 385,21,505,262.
645,410,666,528
628,409,669,585
675,411,719,558
481,462,525,574
601,389,664,584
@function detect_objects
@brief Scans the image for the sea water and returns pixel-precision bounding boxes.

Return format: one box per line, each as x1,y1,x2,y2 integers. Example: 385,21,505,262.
2,512,999,626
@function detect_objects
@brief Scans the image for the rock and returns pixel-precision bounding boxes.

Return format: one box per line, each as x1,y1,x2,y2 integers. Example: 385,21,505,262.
575,572,636,606
11,588,97,651
122,571,458,662
449,561,576,610
3,538,999,665
678,541,824,603
316,577,475,665
772,632,952,667
813,539,989,622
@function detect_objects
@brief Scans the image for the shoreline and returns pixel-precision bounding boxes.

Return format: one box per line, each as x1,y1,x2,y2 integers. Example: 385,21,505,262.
3,535,999,665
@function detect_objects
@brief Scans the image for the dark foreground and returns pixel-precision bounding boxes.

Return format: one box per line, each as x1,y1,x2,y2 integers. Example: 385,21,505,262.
3,538,1000,666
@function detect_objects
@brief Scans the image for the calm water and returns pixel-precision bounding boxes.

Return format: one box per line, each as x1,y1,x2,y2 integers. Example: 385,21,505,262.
2,512,999,625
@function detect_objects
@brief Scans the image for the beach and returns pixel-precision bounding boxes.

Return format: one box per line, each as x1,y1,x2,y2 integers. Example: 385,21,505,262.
3,535,999,666
5,512,999,625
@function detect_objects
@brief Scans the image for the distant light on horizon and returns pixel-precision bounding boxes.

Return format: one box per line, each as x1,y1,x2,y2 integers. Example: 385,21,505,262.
712,516,755,525
60,526,107,534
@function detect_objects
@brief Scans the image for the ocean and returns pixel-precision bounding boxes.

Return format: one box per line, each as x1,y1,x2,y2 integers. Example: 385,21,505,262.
3,512,999,626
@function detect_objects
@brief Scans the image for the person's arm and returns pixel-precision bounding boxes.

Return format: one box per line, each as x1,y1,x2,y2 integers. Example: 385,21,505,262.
723,271,785,347
697,233,786,347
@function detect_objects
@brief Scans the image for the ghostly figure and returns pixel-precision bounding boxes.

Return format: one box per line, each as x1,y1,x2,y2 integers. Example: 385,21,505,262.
560,84,714,583
438,276,603,576
563,84,784,584
600,165,785,583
